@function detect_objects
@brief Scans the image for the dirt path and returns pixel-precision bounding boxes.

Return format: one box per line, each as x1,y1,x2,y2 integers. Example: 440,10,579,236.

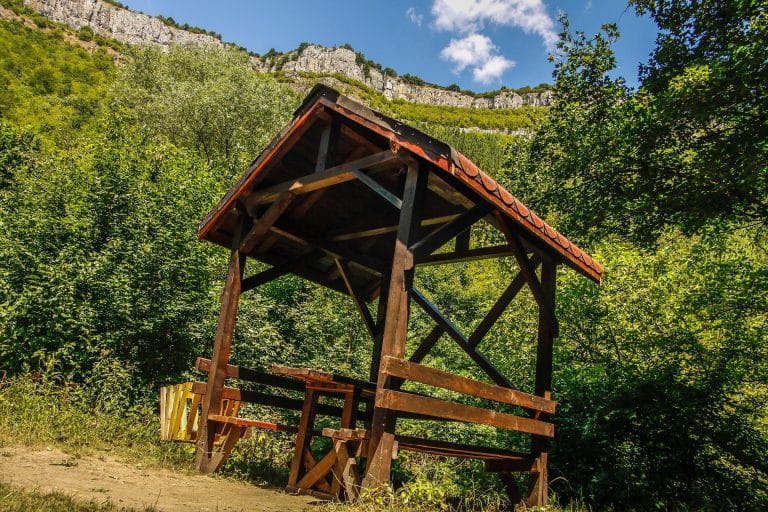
0,446,316,511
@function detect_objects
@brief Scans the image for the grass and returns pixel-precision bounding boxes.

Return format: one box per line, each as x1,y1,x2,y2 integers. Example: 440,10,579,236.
0,377,192,470
0,481,155,512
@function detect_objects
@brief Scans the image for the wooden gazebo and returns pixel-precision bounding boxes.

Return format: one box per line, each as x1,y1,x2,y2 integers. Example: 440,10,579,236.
192,85,602,506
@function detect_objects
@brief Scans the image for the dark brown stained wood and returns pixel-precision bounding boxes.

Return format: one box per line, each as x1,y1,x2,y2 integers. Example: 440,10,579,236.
198,103,325,238
411,288,515,389
207,414,297,432
195,357,305,392
528,259,557,507
288,389,319,486
352,170,402,209
205,424,245,473
494,211,548,307
369,271,389,381
409,325,444,363
418,245,516,266
245,149,401,207
330,215,460,242
395,434,529,460
485,458,539,473
336,259,377,339
467,255,541,349
269,225,386,276
455,227,471,251
302,448,334,494
195,218,249,473
190,381,355,419
381,356,556,414
366,161,428,488
296,449,337,491
410,204,493,263
240,192,295,254
323,428,370,441
376,389,554,438
240,250,324,293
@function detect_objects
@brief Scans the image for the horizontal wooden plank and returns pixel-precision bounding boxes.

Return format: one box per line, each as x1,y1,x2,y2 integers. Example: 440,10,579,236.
196,357,305,392
485,458,540,473
208,414,297,433
376,389,554,438
330,214,460,242
245,149,401,207
191,381,356,419
395,434,530,461
418,245,516,266
381,356,556,414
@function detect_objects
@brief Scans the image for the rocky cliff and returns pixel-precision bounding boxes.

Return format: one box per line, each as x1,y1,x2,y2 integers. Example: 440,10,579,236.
23,0,553,109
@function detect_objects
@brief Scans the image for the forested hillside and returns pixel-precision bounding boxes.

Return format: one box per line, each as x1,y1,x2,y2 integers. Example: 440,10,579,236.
0,2,766,511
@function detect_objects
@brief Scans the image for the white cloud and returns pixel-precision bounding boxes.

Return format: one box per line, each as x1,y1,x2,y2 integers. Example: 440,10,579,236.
406,7,424,27
431,0,558,50
440,33,514,83
472,54,515,83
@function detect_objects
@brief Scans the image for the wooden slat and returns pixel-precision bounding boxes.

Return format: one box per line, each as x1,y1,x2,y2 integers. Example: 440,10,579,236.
485,458,539,473
381,356,556,414
196,358,305,392
245,150,401,207
376,390,554,438
418,245,516,266
395,434,529,460
330,215,460,242
207,414,297,432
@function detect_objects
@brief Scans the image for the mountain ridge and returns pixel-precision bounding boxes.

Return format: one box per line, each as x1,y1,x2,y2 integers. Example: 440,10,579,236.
21,0,553,109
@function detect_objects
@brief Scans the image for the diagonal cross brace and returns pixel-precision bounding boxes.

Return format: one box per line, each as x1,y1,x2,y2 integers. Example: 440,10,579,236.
411,288,516,389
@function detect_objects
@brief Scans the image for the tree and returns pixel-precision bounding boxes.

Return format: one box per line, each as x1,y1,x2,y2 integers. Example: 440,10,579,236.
525,3,768,245
114,45,297,173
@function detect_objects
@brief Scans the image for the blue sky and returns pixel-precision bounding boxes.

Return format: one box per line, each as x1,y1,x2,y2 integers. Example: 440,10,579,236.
120,0,659,92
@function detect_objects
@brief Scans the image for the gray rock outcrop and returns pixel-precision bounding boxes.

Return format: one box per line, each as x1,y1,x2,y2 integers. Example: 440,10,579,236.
23,0,553,109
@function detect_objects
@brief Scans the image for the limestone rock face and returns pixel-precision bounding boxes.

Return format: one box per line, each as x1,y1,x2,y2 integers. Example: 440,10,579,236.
23,0,222,47
23,0,553,109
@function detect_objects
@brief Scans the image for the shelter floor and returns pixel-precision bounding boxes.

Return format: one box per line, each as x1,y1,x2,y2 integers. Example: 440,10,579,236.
0,445,313,512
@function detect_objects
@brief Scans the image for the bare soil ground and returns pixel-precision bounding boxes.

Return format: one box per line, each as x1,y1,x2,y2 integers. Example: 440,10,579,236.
0,446,315,512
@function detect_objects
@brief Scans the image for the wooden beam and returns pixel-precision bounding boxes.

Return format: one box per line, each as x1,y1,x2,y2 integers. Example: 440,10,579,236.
270,225,386,276
240,192,295,254
529,259,557,507
409,325,444,363
376,390,554,438
336,259,377,339
485,458,539,473
365,160,427,488
195,218,249,473
411,288,515,389
195,357,305,392
467,255,541,349
382,357,555,413
245,150,401,207
410,204,493,263
240,250,324,293
331,215,460,242
493,211,547,308
455,227,471,251
418,245,516,266
352,170,402,209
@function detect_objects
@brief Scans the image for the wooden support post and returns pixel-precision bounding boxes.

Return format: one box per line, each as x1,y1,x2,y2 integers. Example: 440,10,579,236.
369,273,390,383
195,217,250,473
528,259,557,507
288,389,320,487
364,160,426,489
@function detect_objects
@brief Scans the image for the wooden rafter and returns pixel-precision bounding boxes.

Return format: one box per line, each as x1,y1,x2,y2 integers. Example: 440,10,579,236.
418,245,516,266
240,192,295,254
330,215,460,242
244,149,402,208
335,258,377,339
410,203,493,263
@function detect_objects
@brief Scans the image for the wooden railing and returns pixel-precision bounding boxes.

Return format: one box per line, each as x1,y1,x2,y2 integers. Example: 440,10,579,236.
379,356,556,438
